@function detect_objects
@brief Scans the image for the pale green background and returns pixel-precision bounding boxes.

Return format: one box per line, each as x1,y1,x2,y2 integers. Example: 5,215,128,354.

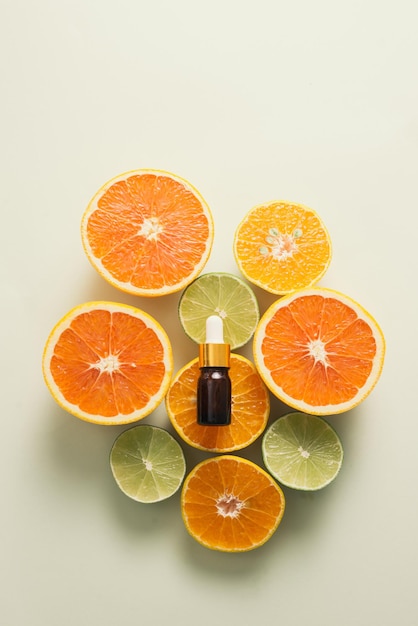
2,1,417,625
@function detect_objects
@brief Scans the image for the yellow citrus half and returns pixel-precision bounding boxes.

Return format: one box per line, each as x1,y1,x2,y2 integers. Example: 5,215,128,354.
234,200,332,294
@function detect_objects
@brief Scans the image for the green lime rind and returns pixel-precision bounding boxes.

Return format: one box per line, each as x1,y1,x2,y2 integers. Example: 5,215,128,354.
178,272,260,349
262,412,343,491
110,425,186,503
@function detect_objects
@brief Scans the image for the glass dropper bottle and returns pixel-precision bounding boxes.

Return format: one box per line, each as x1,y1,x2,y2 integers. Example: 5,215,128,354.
197,315,232,426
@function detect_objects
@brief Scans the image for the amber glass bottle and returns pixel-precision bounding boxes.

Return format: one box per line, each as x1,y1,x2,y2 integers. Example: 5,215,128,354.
197,316,232,426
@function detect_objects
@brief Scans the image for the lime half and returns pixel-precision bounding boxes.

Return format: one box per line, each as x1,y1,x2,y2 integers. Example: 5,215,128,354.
110,425,186,503
178,272,259,349
262,412,343,490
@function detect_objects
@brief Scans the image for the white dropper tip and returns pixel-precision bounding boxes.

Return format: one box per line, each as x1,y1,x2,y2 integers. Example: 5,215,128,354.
205,315,224,344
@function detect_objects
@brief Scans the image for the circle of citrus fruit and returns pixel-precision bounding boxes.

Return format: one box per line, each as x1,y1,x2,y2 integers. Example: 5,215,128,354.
233,200,332,294
110,424,186,503
262,412,344,490
178,272,260,349
81,169,214,297
181,455,285,552
166,353,270,452
42,301,173,425
253,287,385,415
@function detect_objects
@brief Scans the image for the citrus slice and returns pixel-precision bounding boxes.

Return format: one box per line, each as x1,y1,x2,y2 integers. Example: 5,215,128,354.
181,455,285,552
166,354,269,452
178,272,259,349
253,288,385,415
42,301,173,425
110,425,186,503
81,169,214,296
233,200,332,294
262,412,343,490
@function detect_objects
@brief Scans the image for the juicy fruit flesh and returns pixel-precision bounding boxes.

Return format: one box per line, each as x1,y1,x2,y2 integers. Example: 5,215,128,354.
181,456,285,552
235,202,331,294
262,413,343,490
179,272,259,349
166,355,269,452
85,173,211,291
256,292,383,412
49,308,168,418
110,425,186,503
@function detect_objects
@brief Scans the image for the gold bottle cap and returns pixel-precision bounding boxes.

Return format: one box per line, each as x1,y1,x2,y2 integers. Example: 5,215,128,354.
199,343,230,368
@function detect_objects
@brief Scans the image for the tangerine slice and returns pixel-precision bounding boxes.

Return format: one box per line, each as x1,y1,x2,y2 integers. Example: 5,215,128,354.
81,169,214,296
253,288,385,415
42,301,173,425
166,354,270,452
181,455,285,552
233,200,331,294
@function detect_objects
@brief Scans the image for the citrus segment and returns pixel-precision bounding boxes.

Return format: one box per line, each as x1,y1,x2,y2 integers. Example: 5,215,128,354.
262,412,343,490
166,354,269,452
233,201,331,294
178,272,259,349
181,455,285,552
253,288,385,415
81,170,214,296
42,301,173,425
110,425,186,503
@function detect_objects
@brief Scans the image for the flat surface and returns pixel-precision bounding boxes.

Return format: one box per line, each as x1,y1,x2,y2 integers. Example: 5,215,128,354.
2,1,417,624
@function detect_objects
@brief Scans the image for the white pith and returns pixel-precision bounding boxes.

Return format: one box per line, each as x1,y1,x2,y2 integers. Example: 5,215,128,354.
298,446,310,459
138,216,164,241
259,228,300,261
216,493,245,518
308,338,328,366
93,354,120,374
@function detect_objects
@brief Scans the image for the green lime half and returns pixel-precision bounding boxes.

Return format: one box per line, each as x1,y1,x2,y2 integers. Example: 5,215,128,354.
178,272,259,349
110,425,186,503
262,412,343,490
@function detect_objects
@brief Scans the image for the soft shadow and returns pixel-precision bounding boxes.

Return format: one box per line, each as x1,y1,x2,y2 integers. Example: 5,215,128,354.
250,284,281,317
177,523,276,579
38,398,185,541
39,398,119,482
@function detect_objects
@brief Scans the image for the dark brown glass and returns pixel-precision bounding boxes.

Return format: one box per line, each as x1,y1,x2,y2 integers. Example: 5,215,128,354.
197,367,232,425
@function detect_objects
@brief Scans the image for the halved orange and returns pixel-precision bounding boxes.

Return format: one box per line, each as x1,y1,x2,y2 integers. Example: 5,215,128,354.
81,169,214,296
253,288,385,415
42,302,173,425
233,200,331,294
181,455,285,552
166,354,270,452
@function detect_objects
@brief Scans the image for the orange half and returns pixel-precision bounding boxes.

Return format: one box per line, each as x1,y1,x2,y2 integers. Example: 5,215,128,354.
181,455,285,552
166,354,270,452
253,288,385,415
81,169,214,296
42,301,173,425
234,200,331,294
